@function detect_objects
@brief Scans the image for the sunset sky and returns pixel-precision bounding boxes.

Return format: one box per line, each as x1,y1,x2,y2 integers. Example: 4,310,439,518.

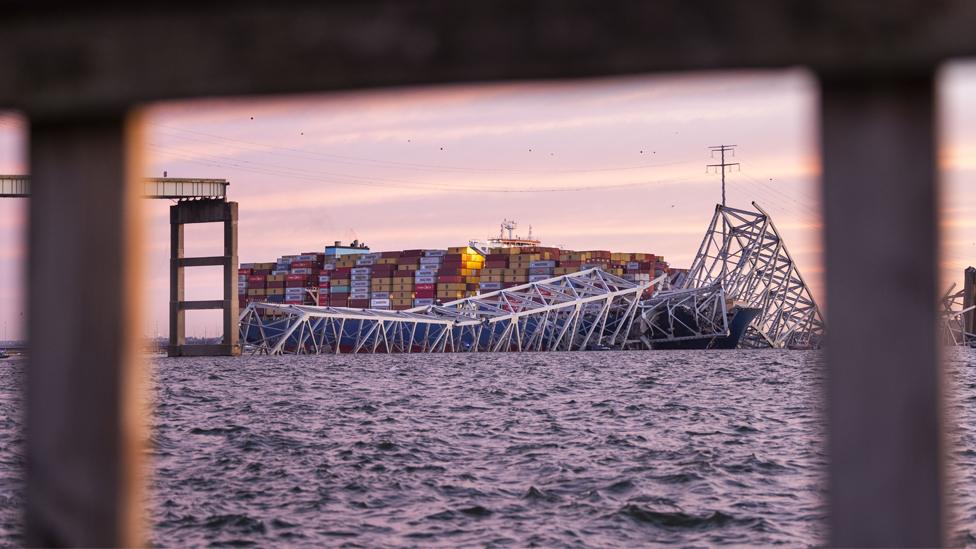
0,64,974,338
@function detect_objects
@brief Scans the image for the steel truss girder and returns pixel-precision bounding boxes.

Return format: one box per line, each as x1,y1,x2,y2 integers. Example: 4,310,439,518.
682,202,825,349
239,268,650,355
940,283,976,346
637,283,730,347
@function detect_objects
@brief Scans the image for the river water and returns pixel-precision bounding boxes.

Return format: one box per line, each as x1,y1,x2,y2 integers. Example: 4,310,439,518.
1,349,975,546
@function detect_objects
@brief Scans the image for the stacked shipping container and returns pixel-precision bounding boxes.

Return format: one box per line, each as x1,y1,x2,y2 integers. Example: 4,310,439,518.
238,242,669,311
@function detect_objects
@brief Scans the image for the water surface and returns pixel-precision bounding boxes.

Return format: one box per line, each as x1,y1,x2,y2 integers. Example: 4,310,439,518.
1,349,975,546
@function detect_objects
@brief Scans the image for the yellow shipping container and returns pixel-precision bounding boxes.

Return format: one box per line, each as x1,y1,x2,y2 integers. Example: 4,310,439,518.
371,277,394,285
267,288,284,296
392,298,413,307
377,257,398,265
247,288,266,296
267,274,285,282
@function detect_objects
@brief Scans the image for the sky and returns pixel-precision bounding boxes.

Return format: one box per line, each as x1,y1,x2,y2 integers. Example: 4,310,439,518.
0,64,974,339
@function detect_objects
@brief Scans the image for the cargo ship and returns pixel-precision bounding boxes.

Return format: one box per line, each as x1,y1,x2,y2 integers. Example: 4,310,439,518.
237,220,761,351
238,221,668,312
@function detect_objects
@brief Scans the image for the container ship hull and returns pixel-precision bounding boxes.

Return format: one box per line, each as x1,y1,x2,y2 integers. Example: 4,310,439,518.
647,307,761,350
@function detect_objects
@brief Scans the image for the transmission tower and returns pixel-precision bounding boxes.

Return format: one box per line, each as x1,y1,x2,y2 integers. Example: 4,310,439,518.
707,145,740,207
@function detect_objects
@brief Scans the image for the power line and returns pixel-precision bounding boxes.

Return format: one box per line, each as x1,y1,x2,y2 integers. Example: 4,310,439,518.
148,142,704,194
152,123,698,176
707,145,739,207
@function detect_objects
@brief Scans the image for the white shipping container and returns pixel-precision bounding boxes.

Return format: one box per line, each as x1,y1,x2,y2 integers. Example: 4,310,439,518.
370,298,391,307
351,267,371,275
529,274,550,282
272,270,290,276
419,256,442,265
364,252,382,260
356,258,376,266
350,274,370,282
297,254,319,261
291,268,313,275
479,282,502,290
529,260,556,268
627,262,641,269
371,292,390,299
423,250,446,257
318,275,331,282
240,263,255,269
414,298,435,306
322,263,336,271
415,276,435,284
414,270,438,278
351,281,370,289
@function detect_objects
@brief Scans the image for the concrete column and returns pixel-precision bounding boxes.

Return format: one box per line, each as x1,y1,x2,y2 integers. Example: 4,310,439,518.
820,72,944,546
168,208,185,356
26,115,146,546
223,202,239,350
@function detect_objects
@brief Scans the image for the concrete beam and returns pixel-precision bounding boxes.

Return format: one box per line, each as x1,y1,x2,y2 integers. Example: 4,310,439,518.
177,256,227,268
821,73,944,546
0,1,975,116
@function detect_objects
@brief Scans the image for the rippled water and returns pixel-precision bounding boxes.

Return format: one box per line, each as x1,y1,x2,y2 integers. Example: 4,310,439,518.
1,349,976,546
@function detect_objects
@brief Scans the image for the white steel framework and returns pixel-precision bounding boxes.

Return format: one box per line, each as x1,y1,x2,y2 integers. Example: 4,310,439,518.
682,202,825,349
941,282,976,346
239,268,653,355
636,283,730,347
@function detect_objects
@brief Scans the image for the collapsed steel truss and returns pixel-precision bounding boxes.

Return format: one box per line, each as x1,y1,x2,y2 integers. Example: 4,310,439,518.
682,202,825,349
239,203,824,354
941,282,976,346
240,268,652,355
636,283,729,346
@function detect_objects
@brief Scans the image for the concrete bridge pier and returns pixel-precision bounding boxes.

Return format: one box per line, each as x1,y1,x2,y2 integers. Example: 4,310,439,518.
168,199,240,357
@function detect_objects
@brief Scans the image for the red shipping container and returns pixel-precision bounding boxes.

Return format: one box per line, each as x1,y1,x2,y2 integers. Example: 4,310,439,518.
285,274,306,281
290,261,313,269
349,299,370,308
415,283,435,291
238,268,252,275
381,251,402,258
247,275,266,284
318,281,331,288
394,270,414,278
438,268,462,276
267,281,285,289
334,267,352,275
414,290,435,298
253,269,271,276
438,275,463,283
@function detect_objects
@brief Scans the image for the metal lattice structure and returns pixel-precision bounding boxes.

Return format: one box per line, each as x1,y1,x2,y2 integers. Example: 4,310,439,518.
240,268,654,354
682,202,825,349
636,283,729,347
941,282,976,346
